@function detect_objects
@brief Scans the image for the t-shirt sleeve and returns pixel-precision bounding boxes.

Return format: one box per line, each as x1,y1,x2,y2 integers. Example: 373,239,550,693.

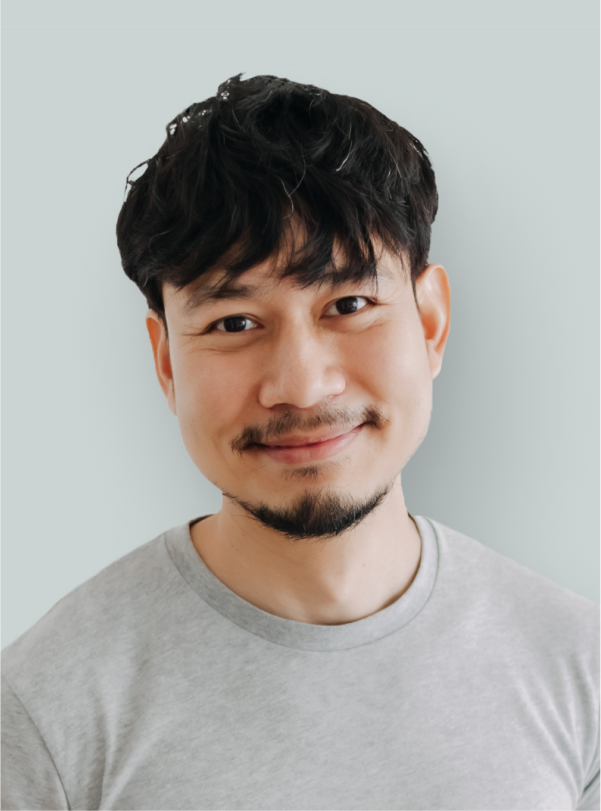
1,674,69,810
578,731,600,811
576,757,601,811
578,770,600,811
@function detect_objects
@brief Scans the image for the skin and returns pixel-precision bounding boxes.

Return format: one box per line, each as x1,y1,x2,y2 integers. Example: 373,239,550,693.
147,246,450,625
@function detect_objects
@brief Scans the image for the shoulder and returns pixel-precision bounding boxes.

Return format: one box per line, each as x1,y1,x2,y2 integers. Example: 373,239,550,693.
1,526,190,810
425,517,599,668
2,526,189,692
423,518,599,808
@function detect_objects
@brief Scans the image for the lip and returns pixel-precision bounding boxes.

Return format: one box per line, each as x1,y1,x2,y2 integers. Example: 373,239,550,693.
256,424,364,464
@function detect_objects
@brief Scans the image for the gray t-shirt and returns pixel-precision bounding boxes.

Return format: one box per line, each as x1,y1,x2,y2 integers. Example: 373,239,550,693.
2,516,599,810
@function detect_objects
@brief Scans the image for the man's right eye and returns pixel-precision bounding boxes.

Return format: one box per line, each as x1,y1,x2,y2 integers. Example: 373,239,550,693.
213,315,259,333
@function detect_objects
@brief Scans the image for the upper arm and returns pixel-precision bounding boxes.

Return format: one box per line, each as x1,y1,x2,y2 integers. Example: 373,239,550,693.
1,673,69,810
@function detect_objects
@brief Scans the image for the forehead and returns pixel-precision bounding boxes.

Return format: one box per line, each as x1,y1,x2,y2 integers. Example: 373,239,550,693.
168,246,406,315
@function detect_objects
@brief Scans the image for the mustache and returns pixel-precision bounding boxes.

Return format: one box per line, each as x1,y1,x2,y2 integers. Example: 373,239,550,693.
230,405,387,455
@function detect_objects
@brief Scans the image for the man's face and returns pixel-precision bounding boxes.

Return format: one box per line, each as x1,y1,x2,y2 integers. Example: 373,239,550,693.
148,247,450,537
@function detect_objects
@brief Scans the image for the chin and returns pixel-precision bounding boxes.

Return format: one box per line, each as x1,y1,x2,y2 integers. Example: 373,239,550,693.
223,476,395,541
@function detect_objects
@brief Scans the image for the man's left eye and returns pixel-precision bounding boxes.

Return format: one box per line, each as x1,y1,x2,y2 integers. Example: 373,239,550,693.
326,296,369,316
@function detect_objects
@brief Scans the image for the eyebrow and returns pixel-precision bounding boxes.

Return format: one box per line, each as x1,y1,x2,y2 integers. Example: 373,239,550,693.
183,280,257,313
182,266,393,314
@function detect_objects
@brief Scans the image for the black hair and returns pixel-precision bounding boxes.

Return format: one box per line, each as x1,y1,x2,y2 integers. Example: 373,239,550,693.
116,73,438,322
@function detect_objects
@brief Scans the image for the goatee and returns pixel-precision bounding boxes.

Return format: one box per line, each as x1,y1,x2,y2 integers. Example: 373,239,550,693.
226,480,394,541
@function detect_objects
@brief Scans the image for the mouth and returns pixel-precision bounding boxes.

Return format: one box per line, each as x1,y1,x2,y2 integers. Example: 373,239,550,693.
254,424,365,464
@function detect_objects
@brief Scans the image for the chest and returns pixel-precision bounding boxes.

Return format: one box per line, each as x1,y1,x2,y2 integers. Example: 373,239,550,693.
73,652,581,809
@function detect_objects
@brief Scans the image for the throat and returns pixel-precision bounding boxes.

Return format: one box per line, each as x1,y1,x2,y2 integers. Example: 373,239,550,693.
189,489,421,625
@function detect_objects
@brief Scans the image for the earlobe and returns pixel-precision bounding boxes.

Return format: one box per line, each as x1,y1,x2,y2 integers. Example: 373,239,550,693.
145,310,177,416
415,264,451,380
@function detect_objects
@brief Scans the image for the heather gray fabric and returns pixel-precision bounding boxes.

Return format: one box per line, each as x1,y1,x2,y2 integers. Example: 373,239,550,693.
2,516,599,810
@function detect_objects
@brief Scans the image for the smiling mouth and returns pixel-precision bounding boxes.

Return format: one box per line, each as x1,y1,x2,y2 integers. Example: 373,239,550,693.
254,424,365,464
261,425,360,448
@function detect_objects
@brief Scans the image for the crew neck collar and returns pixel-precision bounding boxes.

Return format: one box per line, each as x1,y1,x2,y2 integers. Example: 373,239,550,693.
165,515,439,652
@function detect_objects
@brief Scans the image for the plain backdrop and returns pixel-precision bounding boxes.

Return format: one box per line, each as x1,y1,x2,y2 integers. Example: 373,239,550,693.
2,0,599,647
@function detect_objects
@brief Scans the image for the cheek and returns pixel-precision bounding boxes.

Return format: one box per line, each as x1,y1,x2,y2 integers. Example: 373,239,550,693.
345,318,433,469
172,351,255,468
346,319,432,409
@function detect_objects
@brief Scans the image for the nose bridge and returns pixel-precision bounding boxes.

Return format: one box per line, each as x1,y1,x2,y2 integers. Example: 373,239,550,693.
259,316,345,409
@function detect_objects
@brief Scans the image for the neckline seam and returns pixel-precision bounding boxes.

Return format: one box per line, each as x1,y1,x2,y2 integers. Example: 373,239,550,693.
163,516,439,653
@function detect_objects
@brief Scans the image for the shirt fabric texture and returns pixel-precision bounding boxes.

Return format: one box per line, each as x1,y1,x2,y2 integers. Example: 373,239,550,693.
2,516,599,810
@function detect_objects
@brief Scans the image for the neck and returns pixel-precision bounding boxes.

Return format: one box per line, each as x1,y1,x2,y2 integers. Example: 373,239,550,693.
190,477,421,625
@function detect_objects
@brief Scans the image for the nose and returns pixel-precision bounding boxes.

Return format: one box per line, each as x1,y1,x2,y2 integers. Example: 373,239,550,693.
258,323,346,410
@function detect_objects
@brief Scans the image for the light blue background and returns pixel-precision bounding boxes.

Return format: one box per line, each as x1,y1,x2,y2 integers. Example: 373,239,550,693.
3,0,599,647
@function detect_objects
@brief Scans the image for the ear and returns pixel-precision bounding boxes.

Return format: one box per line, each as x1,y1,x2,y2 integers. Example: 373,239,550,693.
414,264,451,380
146,310,177,415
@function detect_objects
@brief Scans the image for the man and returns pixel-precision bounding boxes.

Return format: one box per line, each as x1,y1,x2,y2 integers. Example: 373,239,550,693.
2,74,598,810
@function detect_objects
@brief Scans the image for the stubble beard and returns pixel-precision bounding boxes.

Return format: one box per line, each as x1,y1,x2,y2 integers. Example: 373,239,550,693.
226,404,396,540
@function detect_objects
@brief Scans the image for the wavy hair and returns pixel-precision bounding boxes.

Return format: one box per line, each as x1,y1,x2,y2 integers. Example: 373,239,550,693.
116,73,438,320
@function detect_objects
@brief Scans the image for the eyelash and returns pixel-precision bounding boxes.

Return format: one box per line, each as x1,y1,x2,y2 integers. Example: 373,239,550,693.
208,296,373,334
